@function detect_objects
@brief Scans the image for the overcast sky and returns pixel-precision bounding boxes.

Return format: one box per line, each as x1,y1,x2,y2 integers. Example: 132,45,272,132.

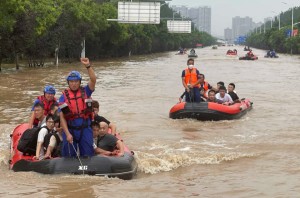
169,0,299,37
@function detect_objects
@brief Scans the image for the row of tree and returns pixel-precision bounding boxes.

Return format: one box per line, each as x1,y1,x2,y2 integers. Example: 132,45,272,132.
0,0,216,70
246,6,300,54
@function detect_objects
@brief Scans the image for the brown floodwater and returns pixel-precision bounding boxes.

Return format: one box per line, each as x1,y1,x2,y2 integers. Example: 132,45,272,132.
0,46,299,197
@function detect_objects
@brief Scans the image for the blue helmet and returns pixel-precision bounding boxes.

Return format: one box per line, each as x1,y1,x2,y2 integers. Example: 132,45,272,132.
44,85,56,95
66,71,82,81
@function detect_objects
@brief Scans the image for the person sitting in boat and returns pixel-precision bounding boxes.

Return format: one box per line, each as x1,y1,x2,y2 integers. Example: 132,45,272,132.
32,102,47,127
246,50,254,57
199,74,216,99
59,57,96,157
244,46,250,51
181,58,201,103
92,100,117,135
178,47,184,54
199,88,206,102
270,49,276,57
215,81,225,94
44,114,62,159
227,83,240,103
49,103,63,134
215,86,233,105
28,85,57,128
50,103,59,116
92,121,124,157
227,49,233,54
233,49,237,54
33,114,56,160
206,90,217,103
190,48,195,54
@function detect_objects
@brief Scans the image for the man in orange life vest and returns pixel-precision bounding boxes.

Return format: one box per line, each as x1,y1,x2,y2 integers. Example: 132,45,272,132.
28,85,57,128
59,57,96,157
181,58,201,102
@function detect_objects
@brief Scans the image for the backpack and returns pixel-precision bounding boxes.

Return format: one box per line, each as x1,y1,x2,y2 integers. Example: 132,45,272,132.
43,132,62,157
17,126,48,155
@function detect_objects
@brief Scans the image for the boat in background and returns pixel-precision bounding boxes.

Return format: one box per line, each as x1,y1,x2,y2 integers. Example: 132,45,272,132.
188,53,198,58
239,55,258,60
169,99,253,121
264,50,279,58
226,49,238,57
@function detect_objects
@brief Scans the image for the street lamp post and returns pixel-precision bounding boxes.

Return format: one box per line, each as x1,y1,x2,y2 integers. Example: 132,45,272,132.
278,13,281,30
292,7,294,35
282,2,294,36
271,18,273,28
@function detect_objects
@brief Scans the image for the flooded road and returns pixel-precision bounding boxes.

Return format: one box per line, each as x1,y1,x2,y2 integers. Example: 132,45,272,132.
0,46,300,197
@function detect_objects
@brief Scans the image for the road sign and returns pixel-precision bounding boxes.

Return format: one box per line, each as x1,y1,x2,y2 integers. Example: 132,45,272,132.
167,20,191,33
117,2,160,24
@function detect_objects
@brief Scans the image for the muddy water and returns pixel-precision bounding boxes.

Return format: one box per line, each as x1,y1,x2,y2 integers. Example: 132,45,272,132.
0,46,299,197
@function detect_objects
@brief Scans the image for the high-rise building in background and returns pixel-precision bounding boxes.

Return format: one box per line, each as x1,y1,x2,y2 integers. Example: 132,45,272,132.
171,6,211,34
224,16,254,44
224,28,233,44
224,16,267,44
232,16,253,39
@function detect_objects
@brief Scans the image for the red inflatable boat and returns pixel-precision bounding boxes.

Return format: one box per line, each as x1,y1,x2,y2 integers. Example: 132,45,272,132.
9,123,137,180
239,55,258,60
169,99,253,121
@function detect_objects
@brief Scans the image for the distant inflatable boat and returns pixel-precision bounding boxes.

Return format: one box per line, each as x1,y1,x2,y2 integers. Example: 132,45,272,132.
239,56,258,60
264,54,279,58
226,52,237,56
9,123,138,180
169,99,253,121
188,53,198,58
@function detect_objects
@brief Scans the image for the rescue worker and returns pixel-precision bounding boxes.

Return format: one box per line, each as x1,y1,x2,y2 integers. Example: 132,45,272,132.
181,58,201,103
59,57,96,157
247,49,254,57
198,73,215,99
28,85,57,128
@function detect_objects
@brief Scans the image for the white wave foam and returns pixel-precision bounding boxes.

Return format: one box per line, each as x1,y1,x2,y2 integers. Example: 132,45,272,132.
135,150,259,174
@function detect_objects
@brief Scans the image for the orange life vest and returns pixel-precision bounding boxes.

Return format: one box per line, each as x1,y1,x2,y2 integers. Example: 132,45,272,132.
62,87,92,120
184,68,200,88
200,81,209,91
200,81,209,98
37,95,57,115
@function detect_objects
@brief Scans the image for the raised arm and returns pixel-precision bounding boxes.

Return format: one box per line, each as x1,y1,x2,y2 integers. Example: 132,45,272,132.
80,58,96,91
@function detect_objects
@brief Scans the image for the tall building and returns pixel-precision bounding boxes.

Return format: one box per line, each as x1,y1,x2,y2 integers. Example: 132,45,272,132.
224,28,233,44
232,16,253,41
171,6,211,34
